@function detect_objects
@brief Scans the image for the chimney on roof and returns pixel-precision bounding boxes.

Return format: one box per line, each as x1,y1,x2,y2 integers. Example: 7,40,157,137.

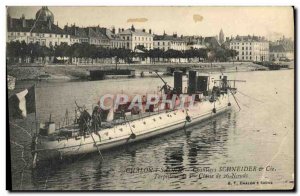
173,33,177,38
149,29,152,34
112,26,115,34
142,29,145,32
122,28,124,32
131,25,135,31
21,14,26,28
118,28,121,33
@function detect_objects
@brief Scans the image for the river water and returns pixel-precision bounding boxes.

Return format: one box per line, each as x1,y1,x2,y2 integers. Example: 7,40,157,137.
9,69,294,190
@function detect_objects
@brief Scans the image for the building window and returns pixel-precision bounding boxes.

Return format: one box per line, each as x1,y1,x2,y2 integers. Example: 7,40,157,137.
17,32,20,36
242,52,244,55
246,47,248,50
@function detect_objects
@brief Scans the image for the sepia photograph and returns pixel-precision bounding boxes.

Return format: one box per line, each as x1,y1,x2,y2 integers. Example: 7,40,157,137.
6,6,295,191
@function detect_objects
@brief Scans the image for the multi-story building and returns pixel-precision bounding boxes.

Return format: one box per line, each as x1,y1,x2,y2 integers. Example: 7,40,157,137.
229,35,269,61
64,25,110,48
63,24,88,44
117,25,153,50
269,44,294,61
7,6,71,47
183,36,206,50
153,33,186,51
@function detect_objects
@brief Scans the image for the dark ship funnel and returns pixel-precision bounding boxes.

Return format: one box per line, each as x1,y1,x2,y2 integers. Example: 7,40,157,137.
173,71,183,94
197,76,209,95
188,70,197,94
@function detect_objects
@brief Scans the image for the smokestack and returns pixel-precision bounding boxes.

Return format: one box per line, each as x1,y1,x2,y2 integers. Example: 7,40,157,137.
197,76,209,94
174,71,183,94
188,70,197,95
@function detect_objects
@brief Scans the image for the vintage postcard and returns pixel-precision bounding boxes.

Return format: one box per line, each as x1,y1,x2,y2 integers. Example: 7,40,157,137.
6,6,294,191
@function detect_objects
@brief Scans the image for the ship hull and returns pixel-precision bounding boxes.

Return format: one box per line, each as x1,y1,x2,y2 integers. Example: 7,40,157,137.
34,94,231,163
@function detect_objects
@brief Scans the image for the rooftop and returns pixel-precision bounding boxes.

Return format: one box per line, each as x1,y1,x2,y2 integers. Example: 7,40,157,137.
7,16,66,34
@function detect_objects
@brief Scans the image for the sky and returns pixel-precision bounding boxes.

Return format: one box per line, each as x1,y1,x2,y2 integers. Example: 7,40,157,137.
7,6,294,40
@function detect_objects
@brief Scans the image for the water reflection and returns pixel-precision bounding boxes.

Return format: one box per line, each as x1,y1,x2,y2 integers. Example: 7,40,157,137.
29,111,234,190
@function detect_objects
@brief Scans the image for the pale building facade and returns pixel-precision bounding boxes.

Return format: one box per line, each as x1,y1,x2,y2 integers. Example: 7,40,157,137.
153,34,187,51
116,25,154,50
230,36,269,61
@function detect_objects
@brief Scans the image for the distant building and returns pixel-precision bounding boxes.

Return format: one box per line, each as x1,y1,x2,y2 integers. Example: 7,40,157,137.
229,35,269,62
153,33,187,51
183,36,206,50
103,27,127,49
269,36,294,61
204,36,220,48
219,29,224,44
7,6,71,47
63,25,110,48
269,44,294,61
116,25,153,50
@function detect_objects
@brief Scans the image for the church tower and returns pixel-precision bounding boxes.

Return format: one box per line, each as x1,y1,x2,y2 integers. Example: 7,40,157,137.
219,29,224,44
